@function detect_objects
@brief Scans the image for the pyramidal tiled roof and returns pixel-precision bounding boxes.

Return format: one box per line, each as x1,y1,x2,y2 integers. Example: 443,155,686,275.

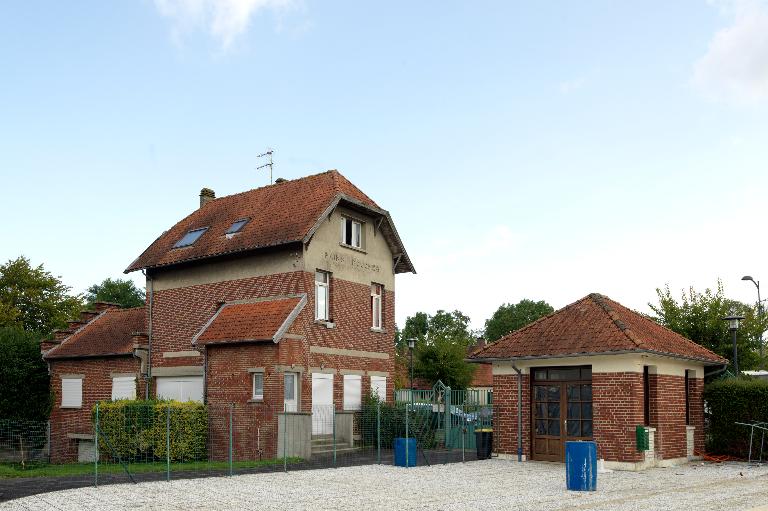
471,293,726,364
125,170,415,274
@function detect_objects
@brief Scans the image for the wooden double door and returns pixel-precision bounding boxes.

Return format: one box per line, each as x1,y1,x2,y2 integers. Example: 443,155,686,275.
531,366,593,462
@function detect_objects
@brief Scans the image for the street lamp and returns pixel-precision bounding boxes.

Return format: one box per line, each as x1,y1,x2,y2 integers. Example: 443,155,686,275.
722,314,745,376
405,338,416,467
742,276,764,368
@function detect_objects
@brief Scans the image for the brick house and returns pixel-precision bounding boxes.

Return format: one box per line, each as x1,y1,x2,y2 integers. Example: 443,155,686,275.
469,293,727,471
42,170,415,462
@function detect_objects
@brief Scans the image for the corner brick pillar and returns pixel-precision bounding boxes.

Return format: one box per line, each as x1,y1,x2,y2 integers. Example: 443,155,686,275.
592,372,645,463
492,372,530,458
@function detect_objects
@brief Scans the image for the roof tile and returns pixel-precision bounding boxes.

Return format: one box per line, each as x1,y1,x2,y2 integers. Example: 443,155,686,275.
44,307,146,359
194,297,303,345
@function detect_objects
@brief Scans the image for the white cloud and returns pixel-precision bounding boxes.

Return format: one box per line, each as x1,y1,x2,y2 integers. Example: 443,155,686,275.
153,0,296,50
693,0,768,104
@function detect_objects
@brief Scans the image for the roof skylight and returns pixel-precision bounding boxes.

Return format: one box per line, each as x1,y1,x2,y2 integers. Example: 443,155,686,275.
173,227,208,248
226,219,249,235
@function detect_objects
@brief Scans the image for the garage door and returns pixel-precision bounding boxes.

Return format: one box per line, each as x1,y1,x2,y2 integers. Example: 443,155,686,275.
156,376,204,402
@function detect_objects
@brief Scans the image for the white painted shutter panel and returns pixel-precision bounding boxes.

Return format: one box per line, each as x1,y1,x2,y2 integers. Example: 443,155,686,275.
343,375,362,410
112,377,136,400
61,378,83,408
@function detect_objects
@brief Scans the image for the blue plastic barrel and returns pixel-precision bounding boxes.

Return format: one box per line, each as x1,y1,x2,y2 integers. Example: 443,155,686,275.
394,437,417,467
565,441,597,491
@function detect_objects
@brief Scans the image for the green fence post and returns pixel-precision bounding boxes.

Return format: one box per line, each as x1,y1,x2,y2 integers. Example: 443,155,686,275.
166,405,171,482
376,400,381,465
282,405,287,473
229,404,234,477
94,402,99,487
332,407,337,468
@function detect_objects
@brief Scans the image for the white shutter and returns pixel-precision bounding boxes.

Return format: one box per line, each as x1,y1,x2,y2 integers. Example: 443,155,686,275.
61,378,83,408
343,375,362,410
370,376,386,401
156,377,203,402
112,377,136,400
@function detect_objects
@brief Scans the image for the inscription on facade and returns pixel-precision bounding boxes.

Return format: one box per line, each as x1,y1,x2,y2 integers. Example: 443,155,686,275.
323,251,381,273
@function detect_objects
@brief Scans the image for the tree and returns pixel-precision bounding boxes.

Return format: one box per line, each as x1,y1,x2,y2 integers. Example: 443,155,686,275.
0,327,52,420
649,281,766,370
85,278,145,309
0,257,82,335
484,299,554,342
400,310,476,389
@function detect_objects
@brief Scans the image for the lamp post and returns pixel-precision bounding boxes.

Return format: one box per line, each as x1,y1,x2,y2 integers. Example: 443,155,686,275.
406,338,416,467
742,276,765,368
722,315,745,376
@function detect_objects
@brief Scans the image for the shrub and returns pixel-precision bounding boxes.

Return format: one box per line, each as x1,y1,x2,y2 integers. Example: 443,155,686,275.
704,377,768,457
357,393,436,449
94,400,207,463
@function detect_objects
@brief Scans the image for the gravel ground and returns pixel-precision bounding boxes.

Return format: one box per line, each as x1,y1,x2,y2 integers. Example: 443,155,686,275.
2,459,768,510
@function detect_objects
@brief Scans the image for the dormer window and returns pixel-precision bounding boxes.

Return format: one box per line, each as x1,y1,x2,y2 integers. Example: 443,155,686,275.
226,218,249,235
173,227,208,248
341,217,362,249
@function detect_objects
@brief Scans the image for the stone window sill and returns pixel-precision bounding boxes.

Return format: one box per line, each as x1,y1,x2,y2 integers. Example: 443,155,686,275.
339,242,366,254
61,406,82,410
315,320,335,329
370,327,387,334
248,398,264,404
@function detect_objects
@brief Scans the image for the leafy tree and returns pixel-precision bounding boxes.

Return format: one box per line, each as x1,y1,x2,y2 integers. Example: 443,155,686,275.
86,278,145,309
484,299,554,342
0,327,52,420
649,281,766,370
0,257,82,335
400,310,476,389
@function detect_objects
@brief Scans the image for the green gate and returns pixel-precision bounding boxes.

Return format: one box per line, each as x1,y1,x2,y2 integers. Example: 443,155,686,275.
395,381,493,451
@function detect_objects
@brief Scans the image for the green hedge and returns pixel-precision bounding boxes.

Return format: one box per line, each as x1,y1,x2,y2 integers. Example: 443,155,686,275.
704,378,768,457
94,400,207,463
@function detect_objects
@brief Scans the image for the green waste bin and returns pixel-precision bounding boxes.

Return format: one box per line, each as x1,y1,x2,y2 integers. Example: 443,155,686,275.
636,425,649,452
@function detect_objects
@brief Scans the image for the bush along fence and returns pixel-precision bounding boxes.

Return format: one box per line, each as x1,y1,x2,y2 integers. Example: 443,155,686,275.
704,377,768,459
2,393,492,487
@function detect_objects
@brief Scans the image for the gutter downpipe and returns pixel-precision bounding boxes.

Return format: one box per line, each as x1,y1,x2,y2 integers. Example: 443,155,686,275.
142,270,154,400
511,360,523,463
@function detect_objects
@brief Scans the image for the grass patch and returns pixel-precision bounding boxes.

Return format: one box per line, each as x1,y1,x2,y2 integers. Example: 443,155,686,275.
0,457,302,479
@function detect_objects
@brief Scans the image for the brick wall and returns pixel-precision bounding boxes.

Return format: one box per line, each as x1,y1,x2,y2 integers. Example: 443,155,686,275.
648,373,688,460
492,373,530,458
592,372,645,463
688,376,704,455
49,356,142,463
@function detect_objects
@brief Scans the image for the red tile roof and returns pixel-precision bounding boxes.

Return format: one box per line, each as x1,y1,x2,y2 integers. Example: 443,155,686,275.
125,170,415,274
470,293,727,364
193,296,305,346
44,307,146,359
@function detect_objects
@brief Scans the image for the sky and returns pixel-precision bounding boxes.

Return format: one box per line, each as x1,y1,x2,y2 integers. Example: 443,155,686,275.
1,0,768,330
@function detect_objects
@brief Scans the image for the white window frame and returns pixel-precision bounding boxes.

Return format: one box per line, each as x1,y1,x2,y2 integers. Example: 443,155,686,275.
343,374,362,411
284,372,299,412
61,377,83,408
371,283,383,329
341,217,363,249
252,372,264,401
370,375,387,401
315,270,330,321
111,376,136,401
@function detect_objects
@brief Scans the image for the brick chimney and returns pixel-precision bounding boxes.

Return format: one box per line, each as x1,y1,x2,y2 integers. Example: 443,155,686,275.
93,301,121,312
199,187,215,208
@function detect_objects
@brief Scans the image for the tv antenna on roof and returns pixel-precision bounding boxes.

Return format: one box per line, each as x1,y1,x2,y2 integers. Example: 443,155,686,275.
256,149,274,184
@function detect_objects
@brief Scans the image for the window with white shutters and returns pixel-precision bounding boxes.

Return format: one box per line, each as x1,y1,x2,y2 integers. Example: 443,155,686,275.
61,378,83,408
343,374,362,411
111,377,136,400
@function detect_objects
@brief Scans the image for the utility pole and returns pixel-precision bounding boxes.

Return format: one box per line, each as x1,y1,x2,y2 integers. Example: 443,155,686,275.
256,149,274,184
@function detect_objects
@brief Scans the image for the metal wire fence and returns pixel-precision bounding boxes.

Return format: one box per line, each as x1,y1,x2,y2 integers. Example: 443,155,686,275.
0,397,492,496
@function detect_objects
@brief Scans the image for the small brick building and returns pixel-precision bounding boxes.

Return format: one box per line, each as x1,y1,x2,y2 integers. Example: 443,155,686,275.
42,170,414,462
469,293,726,471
